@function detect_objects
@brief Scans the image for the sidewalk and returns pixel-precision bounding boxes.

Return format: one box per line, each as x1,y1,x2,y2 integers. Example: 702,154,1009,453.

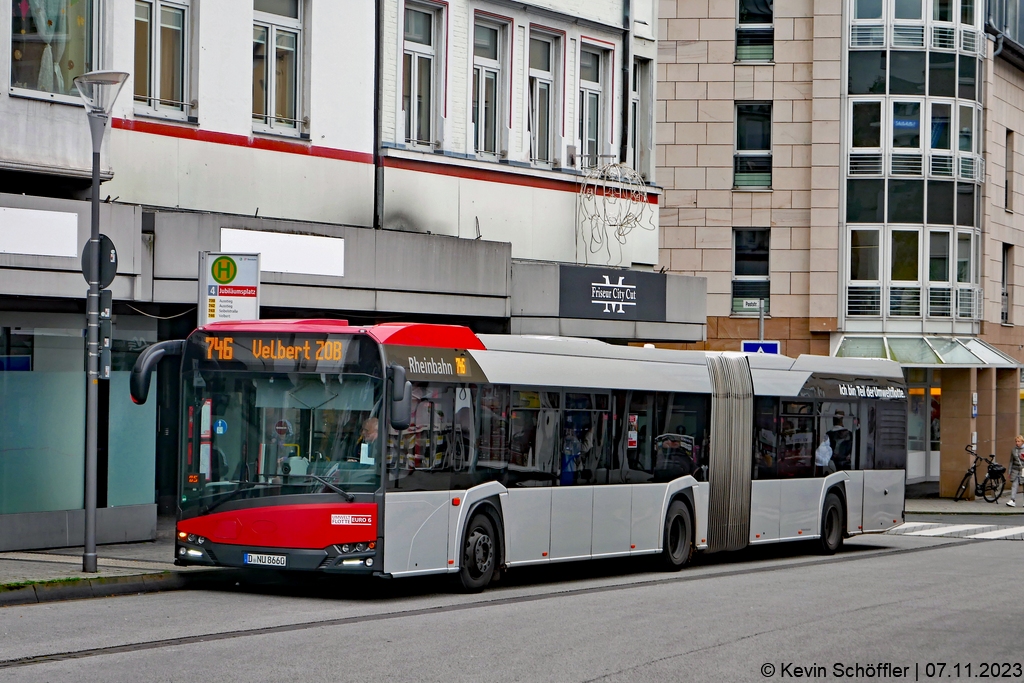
0,517,221,607
906,496,1024,515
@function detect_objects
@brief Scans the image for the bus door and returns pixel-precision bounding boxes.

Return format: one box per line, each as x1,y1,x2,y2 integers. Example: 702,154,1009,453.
384,383,455,575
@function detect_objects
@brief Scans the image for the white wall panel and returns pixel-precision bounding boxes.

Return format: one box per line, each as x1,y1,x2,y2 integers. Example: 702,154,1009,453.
220,229,345,277
0,208,77,257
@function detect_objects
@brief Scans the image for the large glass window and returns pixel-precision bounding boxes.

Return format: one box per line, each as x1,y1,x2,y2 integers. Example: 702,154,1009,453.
891,230,920,281
10,0,93,96
134,1,188,113
850,230,881,280
579,48,605,168
930,103,951,149
847,179,885,223
958,57,976,101
958,105,975,152
927,180,954,224
852,101,883,147
856,0,884,18
889,51,925,95
956,182,975,226
253,0,300,133
933,0,952,21
894,0,922,19
888,179,924,223
929,231,950,280
956,233,972,282
892,101,921,148
735,102,772,187
403,7,437,146
473,22,502,156
529,34,556,164
848,51,887,94
928,53,955,97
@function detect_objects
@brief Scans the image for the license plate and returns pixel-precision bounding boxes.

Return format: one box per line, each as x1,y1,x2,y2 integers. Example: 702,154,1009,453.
244,553,286,567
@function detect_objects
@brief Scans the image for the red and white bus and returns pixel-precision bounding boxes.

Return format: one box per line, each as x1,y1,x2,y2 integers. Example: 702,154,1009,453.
130,320,907,590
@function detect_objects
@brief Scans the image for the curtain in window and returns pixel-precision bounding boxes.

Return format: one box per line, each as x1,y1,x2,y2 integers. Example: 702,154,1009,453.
28,0,69,94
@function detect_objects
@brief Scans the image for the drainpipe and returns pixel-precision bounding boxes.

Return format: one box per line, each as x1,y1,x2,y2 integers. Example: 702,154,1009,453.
620,0,632,163
373,0,383,229
994,32,1005,57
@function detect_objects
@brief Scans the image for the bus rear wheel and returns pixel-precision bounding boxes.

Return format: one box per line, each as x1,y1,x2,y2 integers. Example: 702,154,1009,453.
819,492,844,555
459,514,497,592
661,501,693,571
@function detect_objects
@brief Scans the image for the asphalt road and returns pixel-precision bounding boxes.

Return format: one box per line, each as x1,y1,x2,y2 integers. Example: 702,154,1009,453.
2,534,1021,682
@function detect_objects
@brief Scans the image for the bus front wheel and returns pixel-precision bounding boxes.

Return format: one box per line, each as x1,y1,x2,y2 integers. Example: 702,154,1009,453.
661,501,693,571
459,514,497,592
819,492,844,555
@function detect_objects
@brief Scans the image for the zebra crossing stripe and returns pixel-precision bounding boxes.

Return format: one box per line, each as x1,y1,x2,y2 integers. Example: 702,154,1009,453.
893,522,939,531
967,525,1024,539
905,524,991,536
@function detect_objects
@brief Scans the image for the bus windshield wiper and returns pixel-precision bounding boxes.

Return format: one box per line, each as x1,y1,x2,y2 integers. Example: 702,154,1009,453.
295,474,355,502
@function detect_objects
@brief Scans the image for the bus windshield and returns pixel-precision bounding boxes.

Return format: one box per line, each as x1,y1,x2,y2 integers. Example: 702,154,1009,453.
180,332,384,518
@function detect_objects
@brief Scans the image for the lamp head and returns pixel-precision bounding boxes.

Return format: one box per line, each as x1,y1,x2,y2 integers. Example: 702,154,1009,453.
73,71,129,117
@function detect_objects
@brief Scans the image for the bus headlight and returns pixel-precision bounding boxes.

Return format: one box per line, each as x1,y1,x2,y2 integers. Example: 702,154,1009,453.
340,544,352,554
355,542,367,552
187,534,196,543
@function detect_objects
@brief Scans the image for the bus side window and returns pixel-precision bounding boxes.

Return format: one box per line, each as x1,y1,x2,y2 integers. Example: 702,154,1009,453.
754,396,778,480
561,392,610,486
654,392,710,482
778,402,815,479
505,389,559,487
386,382,453,491
818,401,857,472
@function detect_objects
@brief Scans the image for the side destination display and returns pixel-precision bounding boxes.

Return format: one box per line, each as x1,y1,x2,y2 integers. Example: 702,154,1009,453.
383,345,487,383
798,374,908,401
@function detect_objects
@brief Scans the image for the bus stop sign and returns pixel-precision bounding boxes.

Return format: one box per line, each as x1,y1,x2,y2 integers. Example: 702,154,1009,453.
741,340,781,354
81,234,117,289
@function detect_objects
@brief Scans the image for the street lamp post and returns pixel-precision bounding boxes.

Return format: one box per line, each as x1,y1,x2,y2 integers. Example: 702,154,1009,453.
74,71,128,573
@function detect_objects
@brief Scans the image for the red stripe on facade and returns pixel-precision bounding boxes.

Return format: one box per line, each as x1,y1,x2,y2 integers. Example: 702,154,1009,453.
382,155,658,204
112,118,374,164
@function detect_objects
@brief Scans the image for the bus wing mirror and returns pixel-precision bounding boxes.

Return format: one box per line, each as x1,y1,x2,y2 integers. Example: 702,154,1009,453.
389,365,412,431
130,340,185,405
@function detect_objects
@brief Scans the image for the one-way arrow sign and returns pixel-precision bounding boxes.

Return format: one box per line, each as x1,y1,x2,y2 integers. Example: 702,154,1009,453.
741,340,781,354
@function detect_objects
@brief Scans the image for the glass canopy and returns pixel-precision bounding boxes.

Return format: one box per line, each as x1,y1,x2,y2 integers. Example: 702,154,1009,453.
835,336,1020,367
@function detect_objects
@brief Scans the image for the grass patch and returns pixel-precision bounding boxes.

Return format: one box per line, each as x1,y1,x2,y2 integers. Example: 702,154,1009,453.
0,576,88,592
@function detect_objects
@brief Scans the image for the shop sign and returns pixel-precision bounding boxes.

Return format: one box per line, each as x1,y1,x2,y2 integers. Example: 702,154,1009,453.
199,252,260,326
558,265,667,322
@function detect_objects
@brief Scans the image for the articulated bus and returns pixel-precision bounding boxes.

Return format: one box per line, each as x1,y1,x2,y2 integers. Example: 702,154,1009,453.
130,319,908,591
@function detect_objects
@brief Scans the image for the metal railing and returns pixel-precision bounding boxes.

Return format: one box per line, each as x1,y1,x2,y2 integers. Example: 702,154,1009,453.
1002,290,1010,324
846,285,984,320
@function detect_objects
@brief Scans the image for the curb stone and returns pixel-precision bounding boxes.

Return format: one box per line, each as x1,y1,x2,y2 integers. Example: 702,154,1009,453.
0,571,209,607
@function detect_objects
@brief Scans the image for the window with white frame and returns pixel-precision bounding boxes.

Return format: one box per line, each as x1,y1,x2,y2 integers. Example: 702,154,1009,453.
403,5,439,147
10,0,94,97
736,0,773,61
253,0,302,133
473,21,504,156
578,47,606,169
529,33,558,164
732,228,771,314
735,102,772,187
630,58,652,179
134,0,190,113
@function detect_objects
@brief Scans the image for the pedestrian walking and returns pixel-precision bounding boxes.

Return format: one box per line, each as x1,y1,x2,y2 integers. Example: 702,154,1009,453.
1006,435,1024,507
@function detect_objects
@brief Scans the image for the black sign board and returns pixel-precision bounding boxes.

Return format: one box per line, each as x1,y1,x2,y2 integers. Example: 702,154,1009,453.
81,234,117,288
558,265,667,322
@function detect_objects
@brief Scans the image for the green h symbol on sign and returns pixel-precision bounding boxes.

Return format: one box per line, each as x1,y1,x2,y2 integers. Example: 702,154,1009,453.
211,256,237,284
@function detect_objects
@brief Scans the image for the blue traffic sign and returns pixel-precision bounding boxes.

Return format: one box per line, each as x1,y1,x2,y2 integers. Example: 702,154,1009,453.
741,340,781,354
213,419,228,435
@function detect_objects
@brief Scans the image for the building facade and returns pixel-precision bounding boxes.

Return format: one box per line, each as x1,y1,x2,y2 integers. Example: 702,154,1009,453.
0,0,704,550
657,0,1023,494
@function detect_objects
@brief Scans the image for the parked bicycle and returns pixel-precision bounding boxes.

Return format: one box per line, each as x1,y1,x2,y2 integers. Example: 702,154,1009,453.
954,445,1006,503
